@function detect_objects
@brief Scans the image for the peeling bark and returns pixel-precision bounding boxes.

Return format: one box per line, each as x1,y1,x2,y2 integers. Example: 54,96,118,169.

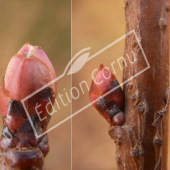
109,0,170,169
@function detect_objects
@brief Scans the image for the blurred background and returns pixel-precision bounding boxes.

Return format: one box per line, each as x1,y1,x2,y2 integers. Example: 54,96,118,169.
0,0,169,170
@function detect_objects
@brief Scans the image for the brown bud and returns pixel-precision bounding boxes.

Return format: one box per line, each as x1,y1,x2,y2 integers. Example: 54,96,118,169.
112,112,125,126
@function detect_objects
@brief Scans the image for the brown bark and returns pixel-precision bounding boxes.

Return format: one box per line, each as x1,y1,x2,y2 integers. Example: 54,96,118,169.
109,0,170,170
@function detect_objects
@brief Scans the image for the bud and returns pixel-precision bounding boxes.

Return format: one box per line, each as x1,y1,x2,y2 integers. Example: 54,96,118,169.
89,64,125,126
0,43,57,116
5,43,56,100
0,43,56,169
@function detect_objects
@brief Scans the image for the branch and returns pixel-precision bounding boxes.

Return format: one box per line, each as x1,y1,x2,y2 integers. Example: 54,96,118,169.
109,0,170,169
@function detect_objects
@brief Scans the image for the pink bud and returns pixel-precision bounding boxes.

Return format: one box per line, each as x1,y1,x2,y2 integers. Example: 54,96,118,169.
89,64,124,126
90,64,123,110
0,43,56,169
0,43,57,116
